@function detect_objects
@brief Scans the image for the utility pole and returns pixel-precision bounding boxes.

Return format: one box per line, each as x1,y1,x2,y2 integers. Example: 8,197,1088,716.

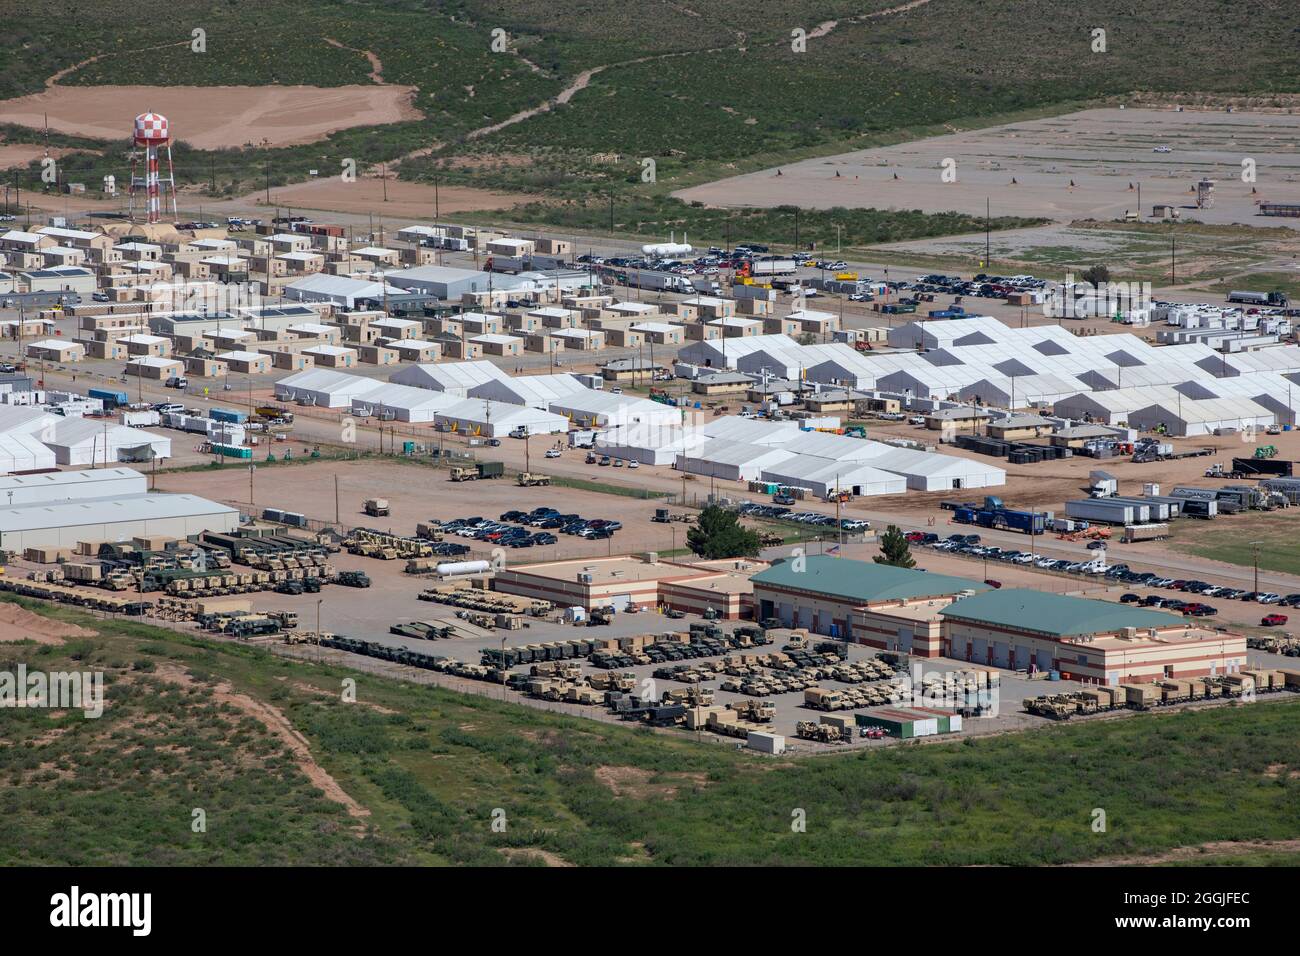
985,197,990,270
1170,237,1176,285
1252,540,1262,595
835,478,842,556
264,160,271,203
334,474,340,525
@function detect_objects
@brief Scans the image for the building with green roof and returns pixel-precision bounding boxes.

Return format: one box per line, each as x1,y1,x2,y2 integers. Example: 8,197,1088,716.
940,588,1246,685
751,555,988,656
941,589,1186,638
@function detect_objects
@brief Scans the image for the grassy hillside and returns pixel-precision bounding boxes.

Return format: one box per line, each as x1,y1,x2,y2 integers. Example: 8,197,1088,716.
3,596,1300,866
2,0,1298,239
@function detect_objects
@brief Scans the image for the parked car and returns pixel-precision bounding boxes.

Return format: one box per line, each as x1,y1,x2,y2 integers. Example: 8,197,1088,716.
1261,613,1289,627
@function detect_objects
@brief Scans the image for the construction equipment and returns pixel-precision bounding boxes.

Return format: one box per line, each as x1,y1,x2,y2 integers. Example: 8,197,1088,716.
1256,445,1278,460
517,472,552,487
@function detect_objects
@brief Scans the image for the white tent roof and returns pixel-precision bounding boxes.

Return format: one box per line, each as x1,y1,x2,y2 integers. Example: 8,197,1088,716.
697,416,801,445
0,432,57,472
390,361,508,393
274,369,385,406
468,373,589,408
759,455,907,496
434,398,569,433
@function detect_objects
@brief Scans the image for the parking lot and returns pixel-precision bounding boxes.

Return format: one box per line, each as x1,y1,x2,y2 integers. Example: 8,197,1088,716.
911,532,1300,629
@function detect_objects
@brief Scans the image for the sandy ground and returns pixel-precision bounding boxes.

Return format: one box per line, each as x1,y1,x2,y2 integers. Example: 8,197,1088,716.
254,175,535,218
676,108,1300,229
0,144,80,171
0,604,93,645
0,84,421,150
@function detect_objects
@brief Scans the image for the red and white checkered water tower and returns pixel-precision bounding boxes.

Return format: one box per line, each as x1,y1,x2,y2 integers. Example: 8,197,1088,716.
129,111,178,223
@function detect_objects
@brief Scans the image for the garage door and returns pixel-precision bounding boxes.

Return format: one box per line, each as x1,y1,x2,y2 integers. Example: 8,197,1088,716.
971,638,989,664
797,606,813,629
898,628,914,653
1035,650,1053,673
778,602,793,627
608,594,632,611
992,641,1010,668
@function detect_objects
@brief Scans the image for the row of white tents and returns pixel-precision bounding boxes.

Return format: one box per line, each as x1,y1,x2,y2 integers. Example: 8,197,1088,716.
274,362,679,438
272,360,1006,493
679,318,1300,437
0,406,172,468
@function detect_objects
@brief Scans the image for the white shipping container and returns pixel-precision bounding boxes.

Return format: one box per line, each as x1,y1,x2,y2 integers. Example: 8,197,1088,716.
747,731,785,754
121,409,162,427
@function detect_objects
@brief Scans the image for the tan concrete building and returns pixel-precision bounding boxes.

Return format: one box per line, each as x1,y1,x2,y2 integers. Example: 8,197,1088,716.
126,356,184,380
494,555,764,618
218,351,273,374
940,590,1248,684
751,556,989,656
26,339,85,363
303,344,358,368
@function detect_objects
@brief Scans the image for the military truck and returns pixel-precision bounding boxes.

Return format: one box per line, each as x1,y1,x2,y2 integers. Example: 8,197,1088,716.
728,699,775,722
804,687,847,711
797,720,850,743
449,462,504,482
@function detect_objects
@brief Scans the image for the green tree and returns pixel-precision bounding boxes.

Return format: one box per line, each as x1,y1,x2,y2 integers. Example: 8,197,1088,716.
686,504,762,559
1081,264,1111,287
874,524,916,568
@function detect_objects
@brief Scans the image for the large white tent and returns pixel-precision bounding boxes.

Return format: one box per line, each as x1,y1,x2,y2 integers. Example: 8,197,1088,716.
595,423,708,465
350,383,460,423
678,334,800,370
434,398,568,438
855,445,1006,491
390,360,508,397
760,456,907,498
1126,397,1275,437
0,432,57,472
468,373,590,409
675,439,795,482
274,369,386,408
45,418,171,466
547,391,680,431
